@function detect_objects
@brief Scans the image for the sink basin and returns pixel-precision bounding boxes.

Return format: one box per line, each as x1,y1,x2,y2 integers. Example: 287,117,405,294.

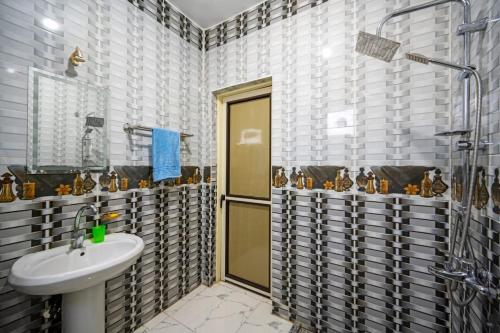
9,233,144,295
8,233,144,333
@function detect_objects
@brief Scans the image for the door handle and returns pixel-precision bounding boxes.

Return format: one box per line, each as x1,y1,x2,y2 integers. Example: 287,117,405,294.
220,194,226,209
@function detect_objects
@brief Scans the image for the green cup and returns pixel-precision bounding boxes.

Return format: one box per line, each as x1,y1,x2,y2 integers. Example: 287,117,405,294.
92,225,106,243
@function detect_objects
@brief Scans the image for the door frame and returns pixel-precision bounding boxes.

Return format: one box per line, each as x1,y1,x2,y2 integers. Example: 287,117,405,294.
214,78,272,296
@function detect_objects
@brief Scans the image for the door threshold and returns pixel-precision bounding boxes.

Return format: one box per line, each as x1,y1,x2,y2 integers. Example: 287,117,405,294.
224,277,271,298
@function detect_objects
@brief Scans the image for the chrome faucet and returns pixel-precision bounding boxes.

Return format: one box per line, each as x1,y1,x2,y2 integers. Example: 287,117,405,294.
71,204,98,250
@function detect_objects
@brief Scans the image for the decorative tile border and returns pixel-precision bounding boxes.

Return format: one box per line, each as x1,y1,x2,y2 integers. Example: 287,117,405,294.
127,0,204,49
203,0,330,50
126,0,332,51
273,165,447,196
5,165,210,200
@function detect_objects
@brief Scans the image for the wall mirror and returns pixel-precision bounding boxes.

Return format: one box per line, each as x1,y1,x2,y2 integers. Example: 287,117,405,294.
27,67,109,174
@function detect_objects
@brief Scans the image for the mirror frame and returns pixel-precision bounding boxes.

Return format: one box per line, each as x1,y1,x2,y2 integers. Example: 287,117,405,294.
27,67,109,174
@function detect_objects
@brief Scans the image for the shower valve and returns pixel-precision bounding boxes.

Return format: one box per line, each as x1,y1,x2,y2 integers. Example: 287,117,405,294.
465,274,499,301
428,266,467,282
456,140,492,151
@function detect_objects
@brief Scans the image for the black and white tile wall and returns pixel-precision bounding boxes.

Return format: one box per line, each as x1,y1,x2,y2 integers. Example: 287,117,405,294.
272,188,451,333
0,184,217,332
205,0,453,178
0,0,206,172
0,0,499,332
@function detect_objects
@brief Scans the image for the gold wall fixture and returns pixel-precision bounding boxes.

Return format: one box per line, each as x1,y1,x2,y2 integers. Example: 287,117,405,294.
474,169,489,210
83,172,97,193
420,171,433,198
22,179,36,200
334,170,343,192
69,47,85,66
379,178,389,194
342,168,353,191
432,169,448,197
273,169,282,188
120,177,129,191
492,169,500,214
306,177,313,190
365,171,376,194
0,173,16,202
193,168,202,184
108,171,118,192
72,172,84,196
55,184,72,196
323,180,334,190
404,184,419,195
356,167,368,191
296,171,304,190
99,173,111,190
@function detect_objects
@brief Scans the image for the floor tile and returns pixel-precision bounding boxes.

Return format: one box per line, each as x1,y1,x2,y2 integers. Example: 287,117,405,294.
169,292,225,329
136,282,292,333
148,315,193,333
144,312,168,329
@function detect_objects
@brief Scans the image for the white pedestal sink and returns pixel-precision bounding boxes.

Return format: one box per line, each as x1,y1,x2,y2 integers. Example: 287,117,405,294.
8,233,144,333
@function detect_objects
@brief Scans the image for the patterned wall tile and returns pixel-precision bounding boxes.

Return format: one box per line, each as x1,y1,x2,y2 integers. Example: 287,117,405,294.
0,0,206,174
206,0,452,180
0,184,217,332
272,189,450,332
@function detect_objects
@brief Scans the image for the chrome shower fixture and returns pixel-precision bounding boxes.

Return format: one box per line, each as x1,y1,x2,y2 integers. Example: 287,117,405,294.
405,52,429,64
457,16,500,34
355,0,468,62
404,51,497,304
405,52,482,254
355,31,400,62
405,52,476,73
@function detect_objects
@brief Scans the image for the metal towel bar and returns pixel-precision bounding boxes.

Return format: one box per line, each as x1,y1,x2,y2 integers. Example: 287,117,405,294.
123,123,193,138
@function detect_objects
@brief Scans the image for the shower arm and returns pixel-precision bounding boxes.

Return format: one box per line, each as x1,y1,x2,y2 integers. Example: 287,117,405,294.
376,0,469,36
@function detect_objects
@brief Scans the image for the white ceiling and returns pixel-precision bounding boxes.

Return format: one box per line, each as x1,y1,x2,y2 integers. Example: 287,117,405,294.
168,0,263,29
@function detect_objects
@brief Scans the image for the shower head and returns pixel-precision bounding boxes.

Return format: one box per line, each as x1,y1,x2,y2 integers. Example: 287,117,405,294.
355,31,401,62
356,1,463,63
405,52,472,73
405,52,429,64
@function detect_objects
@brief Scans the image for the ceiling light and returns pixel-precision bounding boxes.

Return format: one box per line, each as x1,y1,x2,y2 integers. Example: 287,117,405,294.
6,68,16,74
321,47,332,59
42,18,59,31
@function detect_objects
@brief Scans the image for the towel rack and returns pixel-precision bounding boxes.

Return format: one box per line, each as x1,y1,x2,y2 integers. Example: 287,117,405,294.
123,123,193,138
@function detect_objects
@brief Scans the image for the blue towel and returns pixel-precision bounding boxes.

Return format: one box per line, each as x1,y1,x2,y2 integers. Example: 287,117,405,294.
152,128,181,182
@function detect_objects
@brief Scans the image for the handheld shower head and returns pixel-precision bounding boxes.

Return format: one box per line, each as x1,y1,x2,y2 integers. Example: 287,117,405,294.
405,52,472,73
405,52,429,64
355,31,400,62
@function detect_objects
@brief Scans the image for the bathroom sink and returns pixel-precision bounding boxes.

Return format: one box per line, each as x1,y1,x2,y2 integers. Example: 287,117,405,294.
9,233,144,295
8,233,144,333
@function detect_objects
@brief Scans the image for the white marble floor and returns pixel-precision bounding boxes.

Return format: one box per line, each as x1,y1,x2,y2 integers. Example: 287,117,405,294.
135,282,292,333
